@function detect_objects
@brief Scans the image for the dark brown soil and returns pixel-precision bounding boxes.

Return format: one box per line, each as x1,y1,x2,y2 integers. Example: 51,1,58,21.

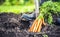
0,13,60,37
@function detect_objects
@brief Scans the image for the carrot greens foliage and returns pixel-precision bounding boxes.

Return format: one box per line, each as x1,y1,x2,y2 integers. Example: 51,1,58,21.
39,1,60,24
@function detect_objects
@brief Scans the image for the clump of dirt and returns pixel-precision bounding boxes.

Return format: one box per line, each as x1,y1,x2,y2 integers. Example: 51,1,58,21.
0,13,60,37
0,13,20,29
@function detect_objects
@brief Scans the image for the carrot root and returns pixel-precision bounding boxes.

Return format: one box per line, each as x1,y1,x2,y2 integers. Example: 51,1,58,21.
28,18,46,32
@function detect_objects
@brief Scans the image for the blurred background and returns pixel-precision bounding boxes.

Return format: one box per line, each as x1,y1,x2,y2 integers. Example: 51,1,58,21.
0,0,60,14
0,0,35,14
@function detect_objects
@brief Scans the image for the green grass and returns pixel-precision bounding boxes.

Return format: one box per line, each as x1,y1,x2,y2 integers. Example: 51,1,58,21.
0,5,35,14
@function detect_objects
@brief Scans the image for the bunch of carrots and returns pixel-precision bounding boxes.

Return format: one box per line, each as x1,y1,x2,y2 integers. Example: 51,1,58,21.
28,14,46,32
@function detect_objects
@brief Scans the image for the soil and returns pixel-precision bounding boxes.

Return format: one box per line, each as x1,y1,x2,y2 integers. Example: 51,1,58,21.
0,13,60,37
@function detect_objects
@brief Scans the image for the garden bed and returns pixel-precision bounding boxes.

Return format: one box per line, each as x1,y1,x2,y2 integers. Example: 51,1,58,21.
0,13,60,37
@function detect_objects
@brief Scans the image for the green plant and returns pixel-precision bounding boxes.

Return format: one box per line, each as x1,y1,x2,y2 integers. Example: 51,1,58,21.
40,1,60,24
0,0,35,14
43,34,48,37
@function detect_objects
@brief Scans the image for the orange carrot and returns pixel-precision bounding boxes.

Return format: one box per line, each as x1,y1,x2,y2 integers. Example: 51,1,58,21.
33,19,39,32
28,19,38,32
35,19,41,32
42,18,46,26
32,19,38,32
37,19,42,32
28,17,46,32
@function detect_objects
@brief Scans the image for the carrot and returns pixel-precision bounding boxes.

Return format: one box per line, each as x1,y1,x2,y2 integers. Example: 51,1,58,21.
37,19,42,32
32,19,38,32
28,18,38,32
33,24,37,32
28,17,46,32
33,19,39,32
42,18,46,26
35,19,41,32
